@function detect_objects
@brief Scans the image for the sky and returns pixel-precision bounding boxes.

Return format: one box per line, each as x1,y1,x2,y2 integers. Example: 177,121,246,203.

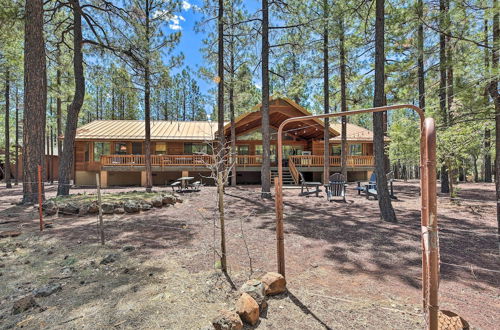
167,0,261,113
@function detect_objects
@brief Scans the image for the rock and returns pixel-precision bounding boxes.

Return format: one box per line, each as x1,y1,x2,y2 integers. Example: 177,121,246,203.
260,272,286,295
59,202,79,215
124,201,140,213
78,204,89,216
212,309,243,330
236,293,259,325
140,202,152,211
122,246,135,252
100,253,118,265
438,310,469,330
101,203,115,214
151,196,163,208
12,296,38,315
42,200,58,216
33,283,62,297
0,231,21,238
114,207,125,214
161,195,176,205
88,202,99,214
240,279,267,312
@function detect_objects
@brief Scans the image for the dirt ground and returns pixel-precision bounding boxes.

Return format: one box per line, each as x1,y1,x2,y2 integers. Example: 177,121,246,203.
0,181,498,329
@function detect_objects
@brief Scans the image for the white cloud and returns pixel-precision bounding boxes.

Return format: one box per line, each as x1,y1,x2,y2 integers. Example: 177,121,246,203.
169,14,185,30
182,1,192,10
254,82,262,90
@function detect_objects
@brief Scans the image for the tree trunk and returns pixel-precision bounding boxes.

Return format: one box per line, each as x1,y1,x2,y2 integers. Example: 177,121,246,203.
373,0,396,222
56,47,62,155
322,0,330,184
439,0,450,193
417,0,425,110
217,0,227,272
15,84,19,185
487,0,499,249
144,0,153,193
229,12,236,187
261,0,271,197
484,17,492,183
57,0,85,196
473,156,479,182
339,16,348,179
4,69,12,188
23,0,47,204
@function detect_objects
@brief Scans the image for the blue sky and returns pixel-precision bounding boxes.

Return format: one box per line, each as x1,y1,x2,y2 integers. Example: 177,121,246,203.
168,0,261,107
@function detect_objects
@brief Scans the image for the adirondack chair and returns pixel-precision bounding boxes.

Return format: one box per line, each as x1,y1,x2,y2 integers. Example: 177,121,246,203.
326,173,346,202
356,172,377,195
356,172,396,200
298,172,322,197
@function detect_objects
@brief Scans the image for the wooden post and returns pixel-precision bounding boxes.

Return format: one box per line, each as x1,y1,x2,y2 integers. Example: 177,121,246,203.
37,165,43,231
96,173,105,245
274,176,285,277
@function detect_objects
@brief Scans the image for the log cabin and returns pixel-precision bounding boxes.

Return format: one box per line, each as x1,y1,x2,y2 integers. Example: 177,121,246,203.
72,97,381,187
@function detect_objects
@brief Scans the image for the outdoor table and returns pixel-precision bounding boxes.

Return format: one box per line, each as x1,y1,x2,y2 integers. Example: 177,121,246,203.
177,176,194,190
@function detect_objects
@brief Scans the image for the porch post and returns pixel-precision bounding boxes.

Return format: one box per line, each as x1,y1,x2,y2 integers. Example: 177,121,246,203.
141,171,147,187
100,170,108,188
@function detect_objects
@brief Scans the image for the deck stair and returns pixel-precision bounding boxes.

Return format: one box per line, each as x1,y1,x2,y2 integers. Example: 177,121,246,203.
271,168,296,185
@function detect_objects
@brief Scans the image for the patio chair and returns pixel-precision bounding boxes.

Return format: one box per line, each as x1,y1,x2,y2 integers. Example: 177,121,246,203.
356,172,396,200
188,181,202,191
326,173,346,202
298,172,321,197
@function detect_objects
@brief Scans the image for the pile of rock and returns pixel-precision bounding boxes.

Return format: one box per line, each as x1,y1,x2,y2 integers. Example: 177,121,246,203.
212,272,286,329
42,193,182,217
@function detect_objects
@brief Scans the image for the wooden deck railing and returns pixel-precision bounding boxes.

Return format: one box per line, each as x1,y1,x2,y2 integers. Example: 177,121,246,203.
101,154,216,167
289,155,374,167
100,154,374,168
288,158,300,184
235,155,263,167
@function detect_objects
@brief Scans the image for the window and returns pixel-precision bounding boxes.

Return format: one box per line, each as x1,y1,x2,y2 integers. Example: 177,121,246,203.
349,144,362,156
184,143,211,155
237,145,249,155
283,146,303,159
238,127,278,141
84,143,90,162
94,142,110,161
114,142,128,155
132,142,142,155
331,145,341,156
255,145,276,162
155,142,167,155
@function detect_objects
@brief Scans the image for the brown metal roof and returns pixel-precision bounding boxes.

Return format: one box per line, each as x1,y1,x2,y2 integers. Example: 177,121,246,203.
75,120,223,141
329,122,389,142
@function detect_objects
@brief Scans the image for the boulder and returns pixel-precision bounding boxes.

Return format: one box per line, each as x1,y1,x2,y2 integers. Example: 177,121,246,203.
151,196,163,208
438,310,469,330
59,202,79,215
124,201,140,213
88,202,99,214
42,200,58,216
140,202,152,211
12,296,38,315
211,309,243,330
236,293,259,325
101,203,115,214
161,195,176,206
240,279,267,312
78,204,89,216
260,272,286,295
100,253,118,265
114,207,125,214
33,283,62,297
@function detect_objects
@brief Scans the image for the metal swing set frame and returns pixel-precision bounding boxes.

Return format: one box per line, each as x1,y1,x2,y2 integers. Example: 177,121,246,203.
274,105,441,330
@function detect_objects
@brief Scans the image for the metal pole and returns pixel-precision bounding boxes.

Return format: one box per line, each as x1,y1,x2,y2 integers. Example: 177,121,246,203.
424,118,439,329
96,173,105,245
276,104,439,330
37,164,43,231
